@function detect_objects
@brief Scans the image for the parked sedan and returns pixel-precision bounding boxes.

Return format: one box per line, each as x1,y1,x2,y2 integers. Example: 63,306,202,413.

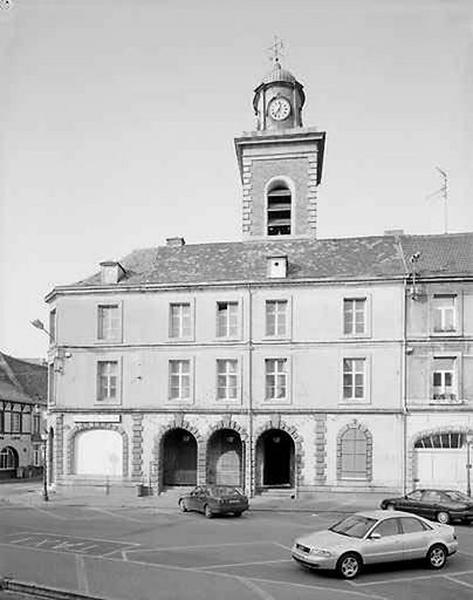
380,489,473,524
291,510,457,579
178,485,249,518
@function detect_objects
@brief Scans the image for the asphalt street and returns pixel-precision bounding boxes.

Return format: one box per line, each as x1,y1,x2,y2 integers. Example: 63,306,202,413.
1,500,473,600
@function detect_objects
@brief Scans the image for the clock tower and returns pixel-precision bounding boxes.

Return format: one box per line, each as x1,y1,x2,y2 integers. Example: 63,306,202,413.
234,56,326,239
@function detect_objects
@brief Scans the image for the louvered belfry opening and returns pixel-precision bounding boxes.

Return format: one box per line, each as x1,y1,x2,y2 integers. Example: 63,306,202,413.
267,183,291,236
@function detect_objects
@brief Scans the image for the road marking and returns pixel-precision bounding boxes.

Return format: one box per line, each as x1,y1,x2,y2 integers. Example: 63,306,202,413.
353,568,473,587
9,537,36,544
5,530,140,546
75,554,89,594
273,542,291,551
196,559,292,570
444,575,473,590
124,540,275,556
236,576,277,600
87,507,146,523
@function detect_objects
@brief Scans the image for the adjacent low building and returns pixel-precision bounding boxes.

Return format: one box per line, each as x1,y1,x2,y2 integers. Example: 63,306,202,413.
0,352,47,479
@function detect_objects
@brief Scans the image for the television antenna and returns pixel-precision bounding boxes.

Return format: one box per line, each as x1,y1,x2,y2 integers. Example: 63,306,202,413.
426,167,448,233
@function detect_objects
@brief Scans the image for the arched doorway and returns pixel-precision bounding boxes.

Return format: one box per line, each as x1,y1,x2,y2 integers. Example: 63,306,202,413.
162,428,197,486
74,429,123,477
207,429,243,487
414,432,468,489
0,446,19,480
256,429,295,488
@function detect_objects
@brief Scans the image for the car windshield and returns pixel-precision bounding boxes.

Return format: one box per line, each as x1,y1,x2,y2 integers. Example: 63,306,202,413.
444,490,470,503
209,486,242,497
329,515,377,539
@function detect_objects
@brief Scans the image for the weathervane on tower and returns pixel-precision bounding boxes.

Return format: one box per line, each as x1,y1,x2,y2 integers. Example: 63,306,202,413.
268,36,284,66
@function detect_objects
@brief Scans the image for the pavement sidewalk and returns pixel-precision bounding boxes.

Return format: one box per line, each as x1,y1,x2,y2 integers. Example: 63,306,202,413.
0,481,387,514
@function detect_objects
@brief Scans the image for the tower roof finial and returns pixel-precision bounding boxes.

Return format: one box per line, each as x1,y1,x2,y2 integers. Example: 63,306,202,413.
268,36,284,67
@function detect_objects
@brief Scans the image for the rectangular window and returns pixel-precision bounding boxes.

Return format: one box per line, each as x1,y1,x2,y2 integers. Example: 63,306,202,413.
169,360,191,400
49,308,56,343
169,303,191,338
265,358,287,400
33,414,41,435
48,365,55,405
265,300,287,336
432,357,456,401
432,295,456,332
216,302,239,337
33,447,43,467
343,358,366,400
343,298,366,335
97,361,119,401
217,359,238,399
97,304,120,341
11,411,22,433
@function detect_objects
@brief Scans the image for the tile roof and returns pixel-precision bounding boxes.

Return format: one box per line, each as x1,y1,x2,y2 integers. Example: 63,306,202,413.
68,232,473,290
399,233,473,277
0,352,47,406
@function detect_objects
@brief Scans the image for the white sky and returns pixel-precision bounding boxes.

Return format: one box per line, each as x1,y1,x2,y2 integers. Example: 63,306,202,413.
1,0,472,357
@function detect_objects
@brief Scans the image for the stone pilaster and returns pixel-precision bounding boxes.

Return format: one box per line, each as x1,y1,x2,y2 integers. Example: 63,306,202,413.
314,414,327,484
55,413,64,479
131,414,144,482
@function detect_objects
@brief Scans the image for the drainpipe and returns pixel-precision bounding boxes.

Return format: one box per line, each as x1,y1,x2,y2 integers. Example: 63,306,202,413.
397,238,409,495
246,284,254,498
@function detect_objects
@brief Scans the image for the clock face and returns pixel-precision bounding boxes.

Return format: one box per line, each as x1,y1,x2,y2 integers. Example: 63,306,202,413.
268,97,291,121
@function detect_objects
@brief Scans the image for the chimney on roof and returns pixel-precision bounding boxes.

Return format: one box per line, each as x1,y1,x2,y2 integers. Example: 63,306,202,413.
99,261,126,284
384,229,404,237
166,237,186,247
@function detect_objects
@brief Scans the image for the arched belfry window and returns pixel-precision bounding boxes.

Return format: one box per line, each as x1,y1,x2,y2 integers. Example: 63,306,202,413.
267,182,292,236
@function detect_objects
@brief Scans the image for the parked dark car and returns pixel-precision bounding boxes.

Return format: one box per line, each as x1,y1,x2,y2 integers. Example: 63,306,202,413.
178,485,249,518
381,489,473,524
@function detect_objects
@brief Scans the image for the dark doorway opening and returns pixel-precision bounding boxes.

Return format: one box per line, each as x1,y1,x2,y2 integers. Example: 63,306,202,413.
207,429,243,487
162,428,197,486
0,446,19,480
256,429,295,487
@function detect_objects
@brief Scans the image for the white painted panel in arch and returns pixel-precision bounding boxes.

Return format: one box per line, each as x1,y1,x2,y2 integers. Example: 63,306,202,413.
75,430,122,476
416,449,466,489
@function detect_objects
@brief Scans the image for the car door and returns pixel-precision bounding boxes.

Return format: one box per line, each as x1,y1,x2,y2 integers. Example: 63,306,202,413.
399,516,432,561
420,490,442,520
187,487,202,511
397,490,424,514
361,518,404,565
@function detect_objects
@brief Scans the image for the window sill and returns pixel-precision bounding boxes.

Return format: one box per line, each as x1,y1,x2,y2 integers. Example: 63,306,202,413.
342,333,371,339
339,399,370,405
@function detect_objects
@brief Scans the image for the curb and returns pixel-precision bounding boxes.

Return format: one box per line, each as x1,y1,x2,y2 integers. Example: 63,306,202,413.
0,579,107,600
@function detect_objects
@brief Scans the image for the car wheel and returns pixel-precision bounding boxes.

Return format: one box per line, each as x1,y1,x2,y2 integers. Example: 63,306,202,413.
204,504,213,519
437,511,450,524
233,512,242,517
427,544,447,570
179,499,188,513
336,553,362,579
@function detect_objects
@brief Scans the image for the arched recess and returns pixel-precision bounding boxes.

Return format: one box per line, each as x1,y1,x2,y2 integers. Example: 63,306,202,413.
265,177,295,236
0,446,19,480
336,420,373,482
206,429,244,487
162,428,198,486
67,423,129,478
151,417,204,492
253,419,304,492
409,426,473,490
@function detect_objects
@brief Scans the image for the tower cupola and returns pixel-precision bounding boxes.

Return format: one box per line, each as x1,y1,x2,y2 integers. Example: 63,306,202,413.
235,45,326,240
253,58,306,131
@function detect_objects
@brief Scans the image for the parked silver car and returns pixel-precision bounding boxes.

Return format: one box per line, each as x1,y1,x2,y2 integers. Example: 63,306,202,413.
291,509,457,579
